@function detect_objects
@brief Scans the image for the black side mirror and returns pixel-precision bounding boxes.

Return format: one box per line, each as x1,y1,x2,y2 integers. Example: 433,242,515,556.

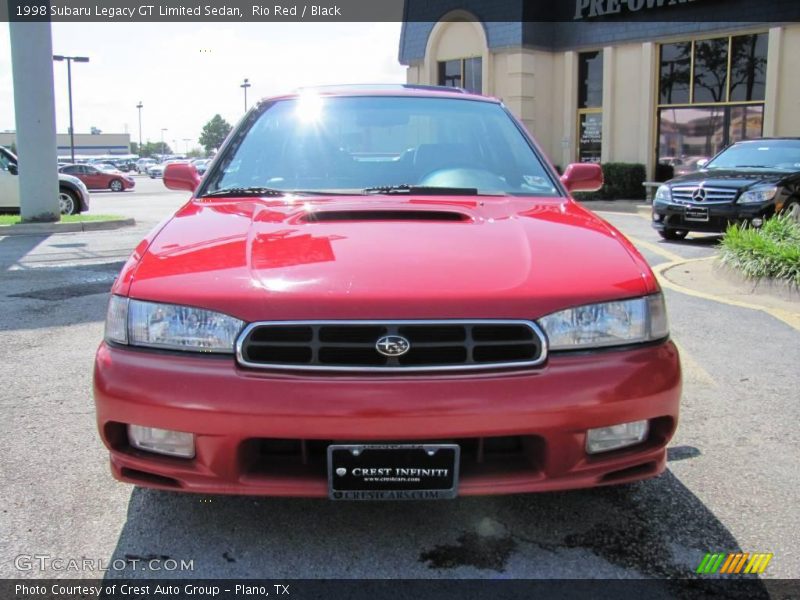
8,163,18,175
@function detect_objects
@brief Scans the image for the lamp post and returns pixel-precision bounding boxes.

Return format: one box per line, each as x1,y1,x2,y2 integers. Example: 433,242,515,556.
183,138,190,154
240,78,251,112
52,54,90,164
160,128,168,158
136,101,143,156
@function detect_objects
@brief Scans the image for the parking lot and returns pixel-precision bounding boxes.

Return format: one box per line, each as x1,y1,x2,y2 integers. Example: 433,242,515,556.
1,177,798,586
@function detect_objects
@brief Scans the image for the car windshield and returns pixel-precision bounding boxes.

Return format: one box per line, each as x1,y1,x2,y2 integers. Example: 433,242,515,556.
705,140,800,171
203,95,560,197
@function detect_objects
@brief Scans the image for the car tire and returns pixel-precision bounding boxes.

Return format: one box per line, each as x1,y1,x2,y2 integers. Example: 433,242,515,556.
58,188,79,215
658,228,689,241
109,179,124,192
781,200,800,224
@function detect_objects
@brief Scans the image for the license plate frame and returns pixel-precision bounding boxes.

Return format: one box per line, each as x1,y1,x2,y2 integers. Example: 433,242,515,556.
327,443,460,501
684,206,710,222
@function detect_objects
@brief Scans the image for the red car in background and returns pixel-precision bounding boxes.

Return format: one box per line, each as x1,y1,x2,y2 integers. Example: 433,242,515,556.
59,163,135,192
94,86,681,500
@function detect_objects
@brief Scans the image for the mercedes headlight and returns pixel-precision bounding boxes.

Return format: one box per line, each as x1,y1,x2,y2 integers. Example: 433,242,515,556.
104,295,244,353
654,185,672,204
738,185,778,204
538,294,669,351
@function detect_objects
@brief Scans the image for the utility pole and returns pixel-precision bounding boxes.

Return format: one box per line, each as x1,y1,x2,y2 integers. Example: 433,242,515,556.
136,101,143,155
241,78,251,112
52,55,89,164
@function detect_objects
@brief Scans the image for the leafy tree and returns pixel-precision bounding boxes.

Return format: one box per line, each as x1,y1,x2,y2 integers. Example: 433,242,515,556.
133,141,172,158
199,114,232,155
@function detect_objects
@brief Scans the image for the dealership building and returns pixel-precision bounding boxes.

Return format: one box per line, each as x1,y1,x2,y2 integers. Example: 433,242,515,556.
399,0,800,178
0,131,131,159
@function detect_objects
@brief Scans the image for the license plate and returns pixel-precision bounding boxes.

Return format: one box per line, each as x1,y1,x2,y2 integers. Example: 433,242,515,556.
327,444,460,500
685,207,709,222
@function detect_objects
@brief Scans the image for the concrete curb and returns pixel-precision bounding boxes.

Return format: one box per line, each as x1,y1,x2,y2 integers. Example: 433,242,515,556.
0,218,136,236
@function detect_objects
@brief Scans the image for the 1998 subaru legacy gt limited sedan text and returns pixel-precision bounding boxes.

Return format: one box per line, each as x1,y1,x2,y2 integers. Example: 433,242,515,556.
94,85,681,500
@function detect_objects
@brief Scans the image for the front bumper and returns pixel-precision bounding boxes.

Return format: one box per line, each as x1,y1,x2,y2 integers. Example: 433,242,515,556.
652,201,776,233
93,341,681,497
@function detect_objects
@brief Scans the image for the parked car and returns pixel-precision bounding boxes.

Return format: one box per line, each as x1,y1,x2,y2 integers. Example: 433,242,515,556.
0,147,90,215
136,158,157,174
191,158,211,175
95,85,680,499
59,163,135,192
653,138,800,240
148,160,187,179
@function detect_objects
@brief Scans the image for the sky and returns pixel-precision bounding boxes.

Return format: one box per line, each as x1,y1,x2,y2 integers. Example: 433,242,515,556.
0,22,406,153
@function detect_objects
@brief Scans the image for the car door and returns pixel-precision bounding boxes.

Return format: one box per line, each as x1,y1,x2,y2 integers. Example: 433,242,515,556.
82,165,107,189
0,148,20,209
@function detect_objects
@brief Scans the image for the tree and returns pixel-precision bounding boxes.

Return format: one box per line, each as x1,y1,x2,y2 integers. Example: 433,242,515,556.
131,141,172,158
199,114,232,155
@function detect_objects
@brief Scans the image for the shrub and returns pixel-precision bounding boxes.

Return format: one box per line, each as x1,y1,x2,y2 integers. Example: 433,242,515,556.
573,162,646,201
720,215,800,286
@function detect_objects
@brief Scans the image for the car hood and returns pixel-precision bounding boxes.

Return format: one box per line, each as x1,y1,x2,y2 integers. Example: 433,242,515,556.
121,195,655,321
668,169,788,189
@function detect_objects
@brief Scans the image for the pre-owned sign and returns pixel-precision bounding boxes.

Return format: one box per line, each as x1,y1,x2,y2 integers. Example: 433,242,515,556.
574,0,699,20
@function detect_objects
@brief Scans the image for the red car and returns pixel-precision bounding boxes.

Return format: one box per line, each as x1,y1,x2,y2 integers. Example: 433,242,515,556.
94,86,681,500
59,163,135,192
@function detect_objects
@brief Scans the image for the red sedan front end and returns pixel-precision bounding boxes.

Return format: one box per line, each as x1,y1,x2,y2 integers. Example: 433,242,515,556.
94,87,680,499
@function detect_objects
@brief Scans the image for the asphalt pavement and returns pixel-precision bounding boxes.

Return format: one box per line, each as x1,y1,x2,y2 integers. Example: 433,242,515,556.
0,178,797,590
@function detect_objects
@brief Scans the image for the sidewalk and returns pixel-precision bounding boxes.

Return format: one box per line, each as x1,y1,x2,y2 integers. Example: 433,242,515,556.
657,255,800,331
576,199,651,217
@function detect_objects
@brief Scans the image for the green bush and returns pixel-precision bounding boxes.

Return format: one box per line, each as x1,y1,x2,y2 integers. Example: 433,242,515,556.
573,162,646,201
720,215,800,286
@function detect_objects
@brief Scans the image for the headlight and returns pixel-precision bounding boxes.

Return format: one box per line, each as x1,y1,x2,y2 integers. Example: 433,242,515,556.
104,295,244,353
654,185,672,204
738,185,778,204
538,294,669,351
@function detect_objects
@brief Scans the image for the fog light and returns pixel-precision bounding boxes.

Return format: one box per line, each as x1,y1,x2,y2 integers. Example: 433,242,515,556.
586,420,648,454
128,425,195,458
751,218,763,228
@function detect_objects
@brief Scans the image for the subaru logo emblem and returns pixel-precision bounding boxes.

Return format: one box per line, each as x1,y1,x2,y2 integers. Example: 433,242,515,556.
691,187,707,202
375,335,410,357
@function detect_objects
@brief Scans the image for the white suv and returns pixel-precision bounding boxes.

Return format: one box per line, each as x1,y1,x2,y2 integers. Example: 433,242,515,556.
0,147,90,215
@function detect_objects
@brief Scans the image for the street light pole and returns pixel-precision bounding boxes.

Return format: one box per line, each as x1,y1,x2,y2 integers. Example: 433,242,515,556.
183,138,190,154
240,78,251,112
52,54,89,164
160,128,168,157
136,101,143,156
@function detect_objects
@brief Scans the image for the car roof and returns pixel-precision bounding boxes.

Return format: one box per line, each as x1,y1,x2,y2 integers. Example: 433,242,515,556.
733,138,800,144
262,84,499,104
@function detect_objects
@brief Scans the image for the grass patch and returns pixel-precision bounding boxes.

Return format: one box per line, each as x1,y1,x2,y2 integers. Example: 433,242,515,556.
719,215,800,286
0,214,123,226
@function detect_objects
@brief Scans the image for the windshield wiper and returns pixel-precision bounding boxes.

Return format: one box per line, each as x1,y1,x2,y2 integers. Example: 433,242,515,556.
732,165,775,169
201,187,356,198
202,186,286,198
363,184,479,196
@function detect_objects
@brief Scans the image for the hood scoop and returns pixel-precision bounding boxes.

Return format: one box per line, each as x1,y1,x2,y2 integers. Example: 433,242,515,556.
301,210,470,223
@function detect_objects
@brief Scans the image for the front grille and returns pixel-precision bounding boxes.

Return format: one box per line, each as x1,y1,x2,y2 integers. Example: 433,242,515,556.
236,320,547,372
671,186,738,205
240,436,543,479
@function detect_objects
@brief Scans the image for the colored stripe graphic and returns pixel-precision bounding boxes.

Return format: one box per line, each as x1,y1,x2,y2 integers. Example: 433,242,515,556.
697,552,773,574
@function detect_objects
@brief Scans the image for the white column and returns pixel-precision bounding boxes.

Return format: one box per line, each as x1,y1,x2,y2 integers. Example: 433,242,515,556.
762,27,783,137
9,21,60,222
639,43,657,180
562,51,578,168
600,46,614,164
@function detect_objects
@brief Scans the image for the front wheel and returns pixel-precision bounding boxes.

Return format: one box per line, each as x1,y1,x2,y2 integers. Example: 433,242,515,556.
781,200,800,224
109,179,124,192
58,188,79,215
658,228,689,241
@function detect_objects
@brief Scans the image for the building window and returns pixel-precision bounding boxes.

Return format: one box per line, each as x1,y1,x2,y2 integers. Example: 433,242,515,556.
657,34,767,172
437,57,482,94
577,51,603,163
